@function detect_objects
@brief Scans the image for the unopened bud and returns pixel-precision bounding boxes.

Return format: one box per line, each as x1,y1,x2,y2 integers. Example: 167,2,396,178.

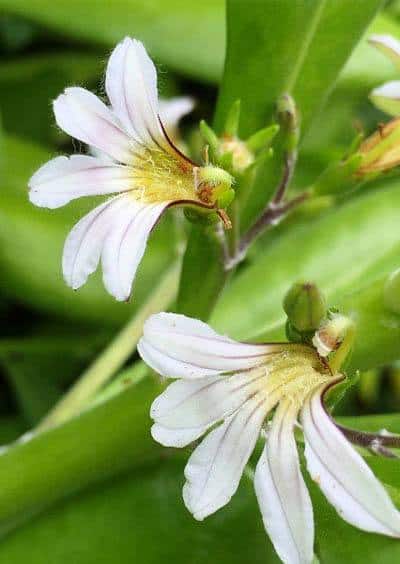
277,94,300,152
356,118,400,176
283,282,326,333
218,137,255,173
312,313,353,358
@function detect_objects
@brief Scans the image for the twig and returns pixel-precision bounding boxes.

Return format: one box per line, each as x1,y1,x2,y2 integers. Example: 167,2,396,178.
335,423,400,458
225,150,305,270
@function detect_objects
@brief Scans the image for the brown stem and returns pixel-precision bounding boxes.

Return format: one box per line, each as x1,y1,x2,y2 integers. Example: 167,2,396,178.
225,150,303,270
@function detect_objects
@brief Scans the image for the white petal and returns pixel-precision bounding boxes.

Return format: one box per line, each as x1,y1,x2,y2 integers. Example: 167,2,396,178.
29,155,134,208
138,312,280,379
370,81,400,116
150,368,270,447
105,37,166,148
369,34,400,70
151,424,209,448
101,199,167,301
53,87,135,163
255,401,314,564
62,195,127,290
302,387,400,537
183,394,268,520
159,96,194,131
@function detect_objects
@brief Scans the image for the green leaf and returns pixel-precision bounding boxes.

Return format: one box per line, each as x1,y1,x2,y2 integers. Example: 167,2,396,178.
0,375,160,537
211,178,400,369
0,457,279,564
0,335,105,424
0,0,225,82
215,0,383,137
177,226,227,320
0,53,100,145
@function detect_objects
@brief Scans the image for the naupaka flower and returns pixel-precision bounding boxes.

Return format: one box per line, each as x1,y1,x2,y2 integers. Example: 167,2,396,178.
138,312,400,564
28,38,233,301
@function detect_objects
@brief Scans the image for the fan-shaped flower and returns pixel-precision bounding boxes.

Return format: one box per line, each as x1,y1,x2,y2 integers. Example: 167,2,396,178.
138,312,400,564
29,38,233,301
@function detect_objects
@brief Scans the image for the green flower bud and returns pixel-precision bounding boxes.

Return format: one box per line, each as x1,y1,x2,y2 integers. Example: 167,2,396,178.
283,282,326,333
277,93,300,152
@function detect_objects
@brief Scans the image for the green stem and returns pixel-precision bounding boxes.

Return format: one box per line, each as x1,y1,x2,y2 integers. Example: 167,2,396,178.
37,261,181,431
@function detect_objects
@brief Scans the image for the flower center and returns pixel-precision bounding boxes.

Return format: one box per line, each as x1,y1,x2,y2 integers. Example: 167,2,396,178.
260,347,332,408
127,147,199,204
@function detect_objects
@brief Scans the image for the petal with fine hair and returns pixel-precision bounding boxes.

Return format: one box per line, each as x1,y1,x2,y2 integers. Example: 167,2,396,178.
29,155,134,209
183,394,268,521
138,312,281,379
255,401,314,564
53,87,135,163
302,386,400,538
105,37,166,148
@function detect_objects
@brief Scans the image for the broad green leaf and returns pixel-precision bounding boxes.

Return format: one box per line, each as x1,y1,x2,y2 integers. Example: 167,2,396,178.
338,412,400,434
0,335,105,424
0,0,225,82
0,457,279,564
177,225,227,320
215,0,383,137
0,135,177,325
0,53,100,145
0,374,160,536
211,179,400,368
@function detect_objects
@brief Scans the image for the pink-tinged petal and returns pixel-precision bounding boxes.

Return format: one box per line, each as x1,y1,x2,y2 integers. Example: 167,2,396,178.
101,200,167,301
149,368,270,447
183,394,268,520
369,34,400,70
370,81,400,116
255,401,314,564
159,96,195,132
105,37,166,148
138,312,282,379
302,386,400,538
53,87,135,163
62,195,127,290
29,155,134,208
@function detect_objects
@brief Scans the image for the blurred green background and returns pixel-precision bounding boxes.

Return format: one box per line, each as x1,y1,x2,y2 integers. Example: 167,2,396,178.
0,1,400,562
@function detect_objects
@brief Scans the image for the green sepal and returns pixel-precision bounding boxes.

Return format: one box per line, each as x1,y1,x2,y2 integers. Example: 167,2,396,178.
246,124,279,152
325,370,360,412
216,188,235,209
218,150,234,171
312,153,363,197
224,99,241,137
199,120,219,154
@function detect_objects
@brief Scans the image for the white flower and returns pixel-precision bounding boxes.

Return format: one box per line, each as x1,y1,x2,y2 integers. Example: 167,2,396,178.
138,312,400,564
28,38,232,301
369,34,400,116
